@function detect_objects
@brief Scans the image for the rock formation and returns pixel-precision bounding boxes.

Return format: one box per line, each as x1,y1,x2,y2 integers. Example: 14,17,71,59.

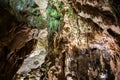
40,0,120,80
0,0,120,80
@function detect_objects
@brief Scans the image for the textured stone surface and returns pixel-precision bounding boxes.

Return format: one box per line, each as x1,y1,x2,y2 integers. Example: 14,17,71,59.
16,28,47,76
0,0,41,80
0,0,47,29
0,0,48,79
0,0,120,80
39,0,120,80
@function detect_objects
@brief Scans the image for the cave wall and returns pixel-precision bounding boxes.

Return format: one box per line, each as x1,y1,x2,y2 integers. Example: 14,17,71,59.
40,0,120,80
0,0,120,80
0,0,49,79
0,9,39,80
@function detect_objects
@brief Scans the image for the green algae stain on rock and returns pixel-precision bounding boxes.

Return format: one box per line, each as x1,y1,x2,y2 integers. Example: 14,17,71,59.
47,0,64,32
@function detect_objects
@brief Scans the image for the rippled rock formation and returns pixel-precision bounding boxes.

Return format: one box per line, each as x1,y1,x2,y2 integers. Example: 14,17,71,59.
0,0,120,80
40,0,120,80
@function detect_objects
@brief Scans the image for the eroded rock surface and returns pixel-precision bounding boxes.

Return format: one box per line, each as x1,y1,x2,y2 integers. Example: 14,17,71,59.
0,0,120,80
39,0,120,80
14,28,48,80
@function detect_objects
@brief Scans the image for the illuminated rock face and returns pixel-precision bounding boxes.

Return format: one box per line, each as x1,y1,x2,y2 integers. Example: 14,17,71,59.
39,0,120,80
0,0,120,80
